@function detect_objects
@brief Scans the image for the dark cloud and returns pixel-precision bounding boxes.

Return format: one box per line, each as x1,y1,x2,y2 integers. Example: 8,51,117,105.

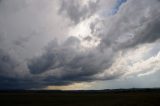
0,49,17,76
0,75,47,90
28,36,115,85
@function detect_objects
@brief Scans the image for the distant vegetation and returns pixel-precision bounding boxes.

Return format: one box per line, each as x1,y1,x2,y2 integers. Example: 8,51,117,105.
0,88,160,106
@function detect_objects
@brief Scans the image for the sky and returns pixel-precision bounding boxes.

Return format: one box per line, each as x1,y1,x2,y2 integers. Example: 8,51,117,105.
0,0,160,90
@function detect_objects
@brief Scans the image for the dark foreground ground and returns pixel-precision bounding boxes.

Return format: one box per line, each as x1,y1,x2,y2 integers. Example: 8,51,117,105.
0,89,160,106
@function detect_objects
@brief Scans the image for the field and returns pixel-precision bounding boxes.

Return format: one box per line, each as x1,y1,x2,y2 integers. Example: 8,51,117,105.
0,89,160,106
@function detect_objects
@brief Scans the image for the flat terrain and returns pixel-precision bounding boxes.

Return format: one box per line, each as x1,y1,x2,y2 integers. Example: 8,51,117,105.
0,89,160,106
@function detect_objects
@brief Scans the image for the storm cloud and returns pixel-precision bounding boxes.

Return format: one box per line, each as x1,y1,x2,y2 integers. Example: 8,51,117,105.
0,0,160,89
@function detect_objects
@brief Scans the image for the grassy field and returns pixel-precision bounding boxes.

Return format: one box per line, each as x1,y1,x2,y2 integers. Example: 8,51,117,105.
0,90,160,106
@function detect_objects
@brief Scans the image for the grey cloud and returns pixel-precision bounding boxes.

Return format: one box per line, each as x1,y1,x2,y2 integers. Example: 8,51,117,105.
95,0,160,51
59,0,99,24
83,36,92,41
119,17,160,49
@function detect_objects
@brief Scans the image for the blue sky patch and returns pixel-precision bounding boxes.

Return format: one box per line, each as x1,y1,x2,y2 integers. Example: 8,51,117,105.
112,0,127,15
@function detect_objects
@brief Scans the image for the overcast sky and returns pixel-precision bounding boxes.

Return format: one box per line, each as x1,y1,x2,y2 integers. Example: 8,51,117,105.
0,0,160,90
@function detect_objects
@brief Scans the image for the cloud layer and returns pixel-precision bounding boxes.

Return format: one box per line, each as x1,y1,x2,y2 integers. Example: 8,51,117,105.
0,0,160,89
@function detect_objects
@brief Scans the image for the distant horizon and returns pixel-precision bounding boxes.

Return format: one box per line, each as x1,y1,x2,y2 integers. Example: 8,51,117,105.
0,87,160,91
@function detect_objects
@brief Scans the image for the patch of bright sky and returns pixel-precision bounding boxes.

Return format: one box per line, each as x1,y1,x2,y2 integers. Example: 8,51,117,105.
144,42,160,60
69,15,100,50
46,82,95,90
138,70,157,77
